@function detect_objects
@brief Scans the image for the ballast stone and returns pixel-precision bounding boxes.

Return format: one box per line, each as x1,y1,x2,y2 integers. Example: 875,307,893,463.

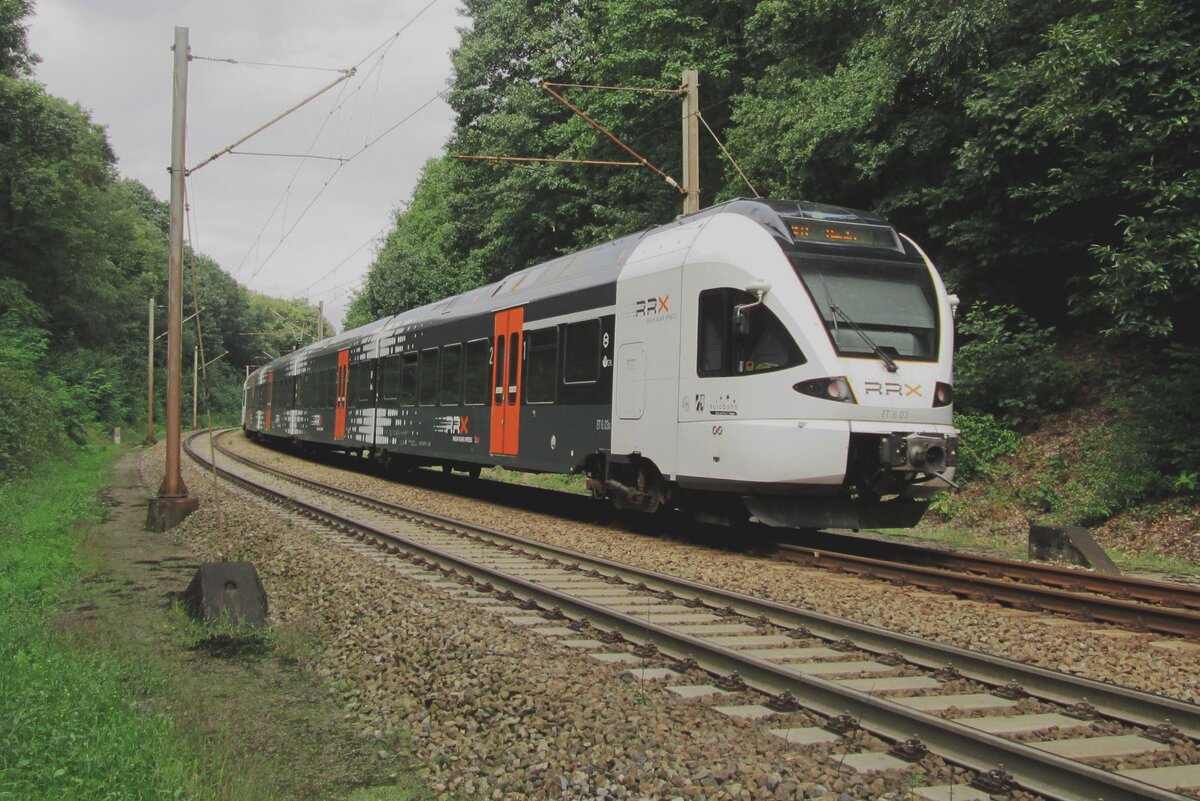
182,561,269,627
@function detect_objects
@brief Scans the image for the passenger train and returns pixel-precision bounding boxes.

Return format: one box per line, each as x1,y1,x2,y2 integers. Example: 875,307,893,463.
243,199,959,530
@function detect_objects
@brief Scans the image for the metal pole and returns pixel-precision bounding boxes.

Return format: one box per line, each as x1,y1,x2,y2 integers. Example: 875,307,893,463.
317,300,324,341
192,345,198,431
164,25,189,495
144,297,156,445
681,69,700,215
148,25,198,530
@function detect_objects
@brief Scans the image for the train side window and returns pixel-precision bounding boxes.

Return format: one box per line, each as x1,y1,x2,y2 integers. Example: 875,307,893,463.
463,338,489,405
440,344,463,405
735,300,805,374
399,352,418,406
698,290,730,376
698,288,805,376
526,328,557,403
419,347,439,406
506,333,519,405
355,363,373,403
493,336,506,407
381,355,402,401
563,319,600,384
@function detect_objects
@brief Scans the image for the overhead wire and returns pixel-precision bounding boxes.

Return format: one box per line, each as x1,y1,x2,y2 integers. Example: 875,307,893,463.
233,75,353,280
351,0,443,70
234,1,447,288
298,225,389,296
191,54,345,73
240,86,448,288
697,111,759,197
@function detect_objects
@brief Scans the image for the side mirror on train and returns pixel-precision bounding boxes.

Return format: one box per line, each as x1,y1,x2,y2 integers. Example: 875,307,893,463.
734,280,772,335
745,279,772,296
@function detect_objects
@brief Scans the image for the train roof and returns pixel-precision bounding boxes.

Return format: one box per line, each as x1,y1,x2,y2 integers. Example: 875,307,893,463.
247,198,910,381
375,198,900,332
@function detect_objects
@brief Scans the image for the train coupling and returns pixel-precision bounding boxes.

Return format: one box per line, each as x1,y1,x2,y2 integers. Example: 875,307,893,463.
879,433,957,474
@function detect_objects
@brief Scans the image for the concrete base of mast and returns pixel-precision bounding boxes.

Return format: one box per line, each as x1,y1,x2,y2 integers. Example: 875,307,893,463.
147,478,199,532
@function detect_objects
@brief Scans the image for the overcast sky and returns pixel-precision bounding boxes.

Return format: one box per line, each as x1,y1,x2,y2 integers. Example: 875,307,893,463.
28,0,464,327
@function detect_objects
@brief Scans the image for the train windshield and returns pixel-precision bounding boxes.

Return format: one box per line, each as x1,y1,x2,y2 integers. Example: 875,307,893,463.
791,253,939,360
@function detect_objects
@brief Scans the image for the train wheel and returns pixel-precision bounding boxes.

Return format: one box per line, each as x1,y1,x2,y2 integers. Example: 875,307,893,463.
467,465,481,479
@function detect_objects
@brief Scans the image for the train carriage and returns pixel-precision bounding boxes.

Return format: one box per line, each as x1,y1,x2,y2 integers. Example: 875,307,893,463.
245,199,959,530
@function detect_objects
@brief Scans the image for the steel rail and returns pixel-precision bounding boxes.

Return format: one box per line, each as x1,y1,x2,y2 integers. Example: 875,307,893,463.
189,430,1198,801
778,535,1200,610
197,430,1200,740
773,544,1200,638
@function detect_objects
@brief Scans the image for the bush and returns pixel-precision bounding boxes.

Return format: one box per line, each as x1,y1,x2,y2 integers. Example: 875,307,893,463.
953,412,1019,481
0,366,65,481
1016,423,1160,526
954,303,1069,427
1119,345,1200,489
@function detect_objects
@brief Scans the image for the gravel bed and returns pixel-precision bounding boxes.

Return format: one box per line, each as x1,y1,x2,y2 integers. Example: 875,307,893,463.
141,442,996,801
222,433,1200,706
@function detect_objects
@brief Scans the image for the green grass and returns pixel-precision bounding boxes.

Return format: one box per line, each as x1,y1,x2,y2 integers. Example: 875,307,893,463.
867,524,1026,558
0,443,210,801
478,465,589,494
1106,549,1200,577
872,523,1200,576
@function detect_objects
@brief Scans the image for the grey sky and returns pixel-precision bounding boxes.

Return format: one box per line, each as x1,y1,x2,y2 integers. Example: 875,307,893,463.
28,0,464,327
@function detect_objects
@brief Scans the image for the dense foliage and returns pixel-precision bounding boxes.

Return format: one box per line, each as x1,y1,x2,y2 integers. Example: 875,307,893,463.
953,303,1069,429
0,5,328,479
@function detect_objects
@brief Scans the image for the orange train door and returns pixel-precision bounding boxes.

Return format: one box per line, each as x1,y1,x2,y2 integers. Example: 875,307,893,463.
489,307,523,456
265,372,274,431
334,349,350,439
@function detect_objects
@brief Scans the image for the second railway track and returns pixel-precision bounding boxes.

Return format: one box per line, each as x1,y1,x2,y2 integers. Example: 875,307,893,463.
187,429,1200,801
770,540,1200,639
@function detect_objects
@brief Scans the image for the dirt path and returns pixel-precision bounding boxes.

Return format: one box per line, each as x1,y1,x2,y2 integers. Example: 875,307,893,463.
66,448,423,801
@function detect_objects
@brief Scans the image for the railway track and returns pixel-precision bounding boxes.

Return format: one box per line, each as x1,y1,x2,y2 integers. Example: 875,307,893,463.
770,540,1200,639
186,430,1200,801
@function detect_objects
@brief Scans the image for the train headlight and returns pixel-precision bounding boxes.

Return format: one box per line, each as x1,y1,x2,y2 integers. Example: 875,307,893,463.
933,382,954,407
793,377,857,403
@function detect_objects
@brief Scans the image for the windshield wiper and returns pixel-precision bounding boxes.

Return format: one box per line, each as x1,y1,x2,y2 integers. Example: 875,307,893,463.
830,304,898,373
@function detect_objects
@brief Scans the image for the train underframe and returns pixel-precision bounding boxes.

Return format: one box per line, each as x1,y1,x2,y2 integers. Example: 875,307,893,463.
581,429,955,531
246,427,953,532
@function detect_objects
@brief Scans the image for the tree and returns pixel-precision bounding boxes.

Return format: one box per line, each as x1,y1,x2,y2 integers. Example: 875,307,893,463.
954,0,1200,338
0,0,36,78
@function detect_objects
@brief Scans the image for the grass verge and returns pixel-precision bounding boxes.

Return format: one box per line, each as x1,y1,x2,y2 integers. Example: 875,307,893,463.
871,523,1026,558
0,443,210,800
478,465,588,494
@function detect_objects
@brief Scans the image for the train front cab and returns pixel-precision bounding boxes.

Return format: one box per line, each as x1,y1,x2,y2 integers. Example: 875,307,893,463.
611,201,958,529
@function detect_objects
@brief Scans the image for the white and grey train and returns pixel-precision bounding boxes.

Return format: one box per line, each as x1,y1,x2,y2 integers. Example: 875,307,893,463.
243,199,959,530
